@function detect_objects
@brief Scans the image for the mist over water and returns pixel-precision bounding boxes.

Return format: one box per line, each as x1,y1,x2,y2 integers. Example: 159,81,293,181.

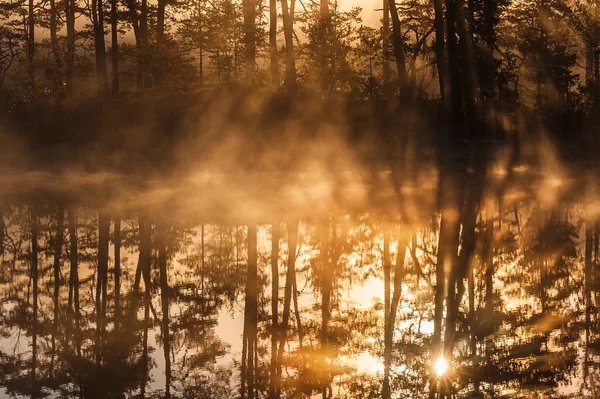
1,87,600,398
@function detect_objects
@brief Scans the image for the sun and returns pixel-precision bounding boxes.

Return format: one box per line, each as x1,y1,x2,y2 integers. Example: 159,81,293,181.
434,356,448,377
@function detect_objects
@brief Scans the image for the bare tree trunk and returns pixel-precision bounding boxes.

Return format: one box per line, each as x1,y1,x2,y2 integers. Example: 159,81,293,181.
433,0,447,103
243,0,256,82
51,207,64,379
114,216,121,329
382,0,390,95
0,204,4,257
92,0,109,96
28,0,35,88
385,232,408,393
280,0,296,95
270,223,280,399
65,0,75,98
387,0,409,99
30,206,38,399
111,0,119,97
158,225,171,399
586,221,593,331
67,208,81,355
244,225,258,399
319,0,331,91
49,0,62,92
269,0,279,85
96,211,110,362
382,226,392,399
275,220,299,396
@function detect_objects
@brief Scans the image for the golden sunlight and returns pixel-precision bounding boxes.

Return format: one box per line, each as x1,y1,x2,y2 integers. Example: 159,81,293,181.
434,356,448,377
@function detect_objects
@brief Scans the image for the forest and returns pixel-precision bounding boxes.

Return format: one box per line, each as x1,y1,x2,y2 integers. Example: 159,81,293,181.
2,0,600,396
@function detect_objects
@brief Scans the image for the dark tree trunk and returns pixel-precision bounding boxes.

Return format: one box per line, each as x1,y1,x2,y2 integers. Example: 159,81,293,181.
114,216,121,329
96,211,110,362
243,0,256,82
270,223,280,399
244,225,258,399
92,0,109,96
49,0,62,91
387,0,409,99
382,226,392,399
30,207,38,399
111,0,119,97
51,207,64,378
28,0,35,88
158,225,171,399
65,0,75,98
382,0,390,95
280,0,297,95
275,220,299,396
269,0,278,85
67,208,81,354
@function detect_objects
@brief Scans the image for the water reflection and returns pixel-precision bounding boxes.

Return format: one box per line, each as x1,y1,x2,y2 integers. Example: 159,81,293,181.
0,199,597,398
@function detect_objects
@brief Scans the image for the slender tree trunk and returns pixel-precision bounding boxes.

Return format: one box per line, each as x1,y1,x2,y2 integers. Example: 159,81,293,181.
158,225,171,399
28,0,35,88
275,220,299,396
92,0,109,96
67,208,81,355
96,211,110,362
433,0,447,103
243,0,256,82
586,221,593,330
269,0,279,85
385,232,408,393
111,0,119,97
244,225,258,399
382,0,390,94
114,216,121,329
30,206,38,399
65,0,75,98
0,204,4,257
387,0,409,98
49,0,61,91
270,223,280,399
156,0,166,85
382,226,392,399
280,0,297,95
319,0,331,91
51,207,64,379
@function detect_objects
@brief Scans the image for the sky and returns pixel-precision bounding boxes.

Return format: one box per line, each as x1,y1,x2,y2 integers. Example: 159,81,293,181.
344,0,381,26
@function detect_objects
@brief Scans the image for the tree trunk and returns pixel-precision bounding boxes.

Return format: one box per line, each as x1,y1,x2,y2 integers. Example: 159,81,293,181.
92,0,109,96
114,216,121,329
28,0,35,88
51,207,64,379
280,0,297,95
243,0,256,82
111,0,119,97
49,0,61,91
67,208,81,354
30,206,38,399
319,0,331,91
387,0,409,99
382,226,392,399
275,220,299,396
96,211,110,362
244,225,258,399
382,0,390,95
270,223,280,399
65,0,75,98
269,0,278,85
158,225,171,399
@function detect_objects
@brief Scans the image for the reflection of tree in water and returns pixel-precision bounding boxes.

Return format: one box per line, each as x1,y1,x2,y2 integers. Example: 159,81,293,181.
0,195,597,398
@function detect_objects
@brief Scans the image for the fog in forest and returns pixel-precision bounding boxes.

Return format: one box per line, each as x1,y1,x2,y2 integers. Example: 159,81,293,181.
2,0,600,395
